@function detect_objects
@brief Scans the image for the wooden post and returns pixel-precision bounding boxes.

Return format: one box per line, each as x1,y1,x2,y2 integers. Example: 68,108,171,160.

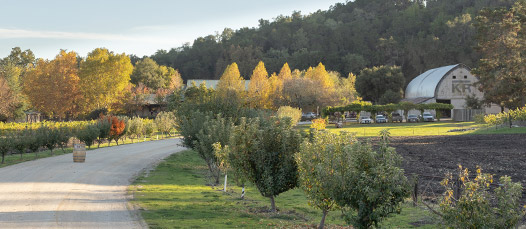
454,177,461,202
412,176,418,206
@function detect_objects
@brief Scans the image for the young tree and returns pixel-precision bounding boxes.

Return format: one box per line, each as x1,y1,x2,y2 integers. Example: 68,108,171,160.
331,130,410,228
227,117,302,212
108,116,126,145
23,50,81,119
297,130,356,229
76,124,100,149
41,126,59,155
127,117,143,143
79,48,133,113
248,61,271,109
155,111,176,137
96,118,111,148
0,133,13,163
194,115,234,185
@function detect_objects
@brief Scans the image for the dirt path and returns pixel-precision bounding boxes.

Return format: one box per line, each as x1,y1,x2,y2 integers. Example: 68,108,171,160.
0,138,185,229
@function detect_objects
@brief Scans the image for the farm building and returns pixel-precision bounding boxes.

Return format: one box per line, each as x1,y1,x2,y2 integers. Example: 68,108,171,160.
403,64,501,119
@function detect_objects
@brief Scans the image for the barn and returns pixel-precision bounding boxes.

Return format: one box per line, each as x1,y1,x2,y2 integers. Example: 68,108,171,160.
404,64,501,118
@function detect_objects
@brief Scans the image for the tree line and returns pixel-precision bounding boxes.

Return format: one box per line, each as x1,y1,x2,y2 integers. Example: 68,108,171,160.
0,48,183,121
148,0,515,84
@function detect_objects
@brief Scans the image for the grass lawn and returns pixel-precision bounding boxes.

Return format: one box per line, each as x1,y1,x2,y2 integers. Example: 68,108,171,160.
129,150,441,228
296,121,526,137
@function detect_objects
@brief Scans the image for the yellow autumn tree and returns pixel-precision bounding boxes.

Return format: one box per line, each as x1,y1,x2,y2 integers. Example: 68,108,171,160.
278,62,292,81
248,61,271,109
305,63,333,89
23,50,81,119
268,63,294,109
79,48,133,113
216,62,245,99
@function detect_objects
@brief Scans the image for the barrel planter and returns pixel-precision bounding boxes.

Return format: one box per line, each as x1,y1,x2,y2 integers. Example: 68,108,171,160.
73,142,86,163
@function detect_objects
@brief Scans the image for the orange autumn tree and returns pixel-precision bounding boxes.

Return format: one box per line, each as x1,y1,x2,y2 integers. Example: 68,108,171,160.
23,50,80,119
101,115,126,145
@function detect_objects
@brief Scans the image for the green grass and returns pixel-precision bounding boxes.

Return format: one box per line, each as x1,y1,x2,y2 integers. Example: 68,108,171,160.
296,121,526,137
130,150,441,228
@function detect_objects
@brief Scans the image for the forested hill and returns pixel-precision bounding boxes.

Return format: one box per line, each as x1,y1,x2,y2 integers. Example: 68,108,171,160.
149,0,515,83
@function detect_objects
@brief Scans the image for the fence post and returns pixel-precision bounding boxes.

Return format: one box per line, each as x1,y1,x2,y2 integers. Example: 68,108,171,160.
412,175,418,206
453,176,461,202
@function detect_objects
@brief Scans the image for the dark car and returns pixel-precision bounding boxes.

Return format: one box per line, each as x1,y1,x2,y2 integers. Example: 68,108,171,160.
407,114,419,122
391,112,403,122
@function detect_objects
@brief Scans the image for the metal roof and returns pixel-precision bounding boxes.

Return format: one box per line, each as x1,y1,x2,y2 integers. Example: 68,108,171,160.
405,64,458,98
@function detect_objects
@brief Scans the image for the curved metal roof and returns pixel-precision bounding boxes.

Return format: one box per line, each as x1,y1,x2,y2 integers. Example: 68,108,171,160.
405,64,458,98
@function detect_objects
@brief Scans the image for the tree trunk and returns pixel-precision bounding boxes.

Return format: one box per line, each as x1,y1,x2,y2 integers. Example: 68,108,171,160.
241,184,245,199
319,209,328,229
50,149,53,156
1,154,4,164
223,174,227,192
269,196,276,212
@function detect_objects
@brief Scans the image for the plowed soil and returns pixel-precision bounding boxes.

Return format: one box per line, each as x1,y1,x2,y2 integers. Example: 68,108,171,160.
390,134,526,201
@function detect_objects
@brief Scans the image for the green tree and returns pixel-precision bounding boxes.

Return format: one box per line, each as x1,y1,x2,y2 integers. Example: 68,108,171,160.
226,117,302,212
79,48,133,113
356,65,405,104
473,2,526,109
130,57,182,90
155,111,176,137
331,130,410,228
296,130,356,229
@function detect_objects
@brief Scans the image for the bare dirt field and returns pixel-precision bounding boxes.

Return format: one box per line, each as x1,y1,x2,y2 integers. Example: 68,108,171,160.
390,134,526,202
0,138,184,229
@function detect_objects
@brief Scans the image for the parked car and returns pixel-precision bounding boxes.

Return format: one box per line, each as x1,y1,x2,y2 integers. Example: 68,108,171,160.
422,112,435,122
360,116,372,124
302,112,316,120
407,114,419,122
391,112,403,122
375,115,387,123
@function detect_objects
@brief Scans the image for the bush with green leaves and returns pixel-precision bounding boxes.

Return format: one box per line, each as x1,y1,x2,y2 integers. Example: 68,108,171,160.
12,131,29,159
155,111,176,136
127,117,144,143
143,119,157,138
0,133,13,163
96,118,111,148
440,165,525,228
57,126,72,153
27,129,44,158
40,126,60,155
276,106,302,127
330,130,410,228
194,114,234,185
75,124,100,149
226,117,302,212
296,130,356,229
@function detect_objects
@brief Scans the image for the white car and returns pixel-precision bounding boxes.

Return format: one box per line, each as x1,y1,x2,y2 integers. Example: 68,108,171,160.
360,116,372,124
375,115,387,123
422,112,434,122
302,112,316,119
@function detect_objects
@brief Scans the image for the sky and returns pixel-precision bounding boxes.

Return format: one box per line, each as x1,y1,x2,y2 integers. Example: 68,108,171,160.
0,0,343,59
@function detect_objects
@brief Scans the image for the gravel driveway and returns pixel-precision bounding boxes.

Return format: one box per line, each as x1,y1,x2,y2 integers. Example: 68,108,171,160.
0,138,185,228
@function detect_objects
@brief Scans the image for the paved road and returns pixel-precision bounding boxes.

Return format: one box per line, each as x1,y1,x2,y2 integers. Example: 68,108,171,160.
0,138,185,229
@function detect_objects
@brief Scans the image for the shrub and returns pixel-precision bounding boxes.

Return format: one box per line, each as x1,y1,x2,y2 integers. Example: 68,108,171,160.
331,130,410,228
440,165,525,228
76,124,99,149
96,118,111,148
57,126,72,153
226,117,302,212
12,131,30,159
127,117,144,143
297,130,356,229
310,118,327,130
41,126,60,155
143,119,157,138
193,114,234,185
107,115,126,145
276,106,302,126
0,133,13,163
27,129,44,158
155,111,176,136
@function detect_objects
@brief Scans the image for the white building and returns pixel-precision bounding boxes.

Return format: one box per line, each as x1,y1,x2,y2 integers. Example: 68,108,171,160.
404,64,501,117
